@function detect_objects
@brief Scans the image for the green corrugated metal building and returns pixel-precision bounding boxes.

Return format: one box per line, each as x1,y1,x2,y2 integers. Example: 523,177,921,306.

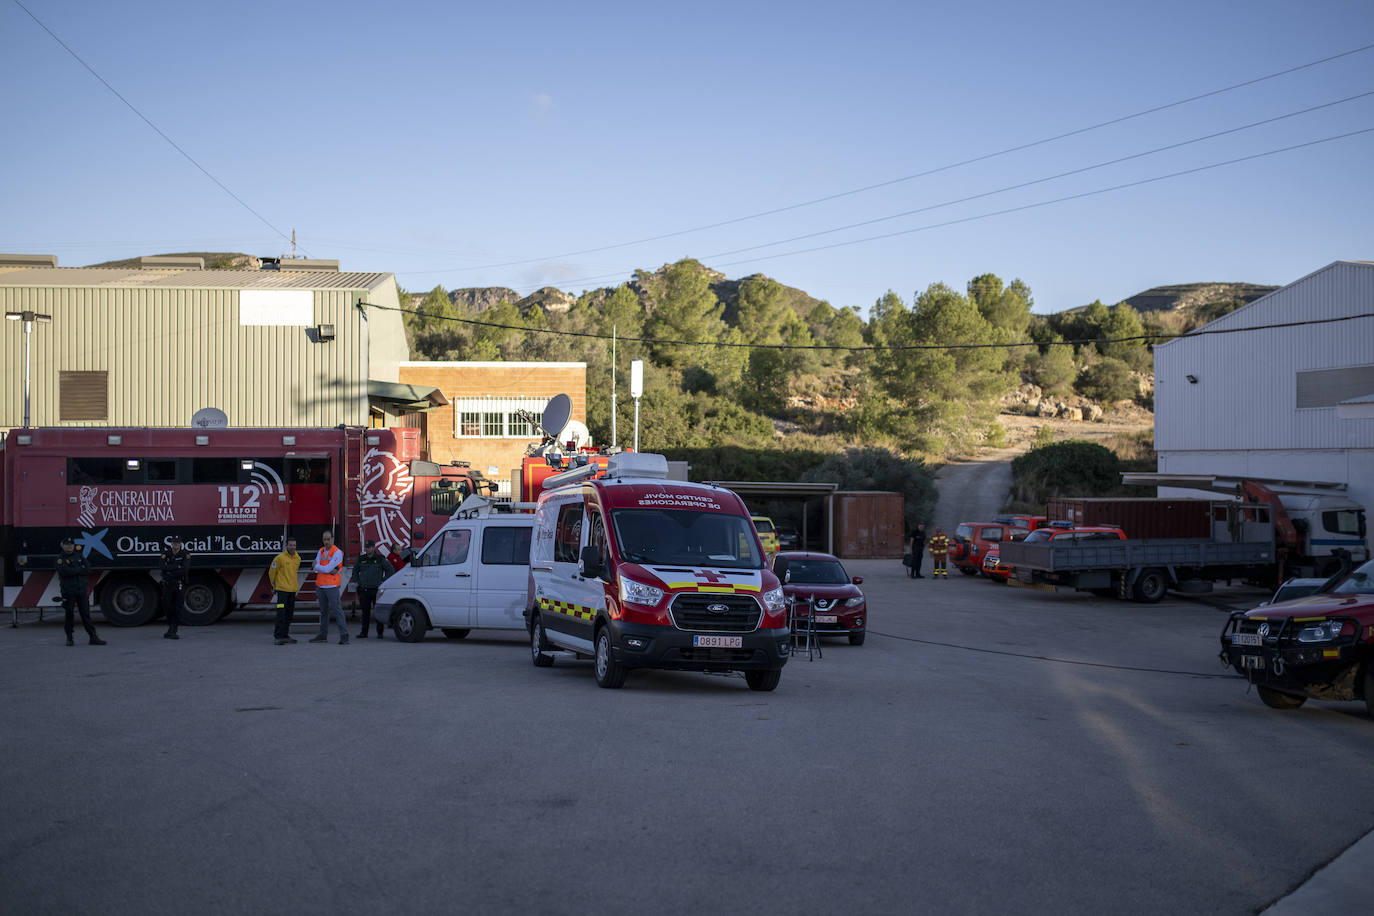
0,257,428,430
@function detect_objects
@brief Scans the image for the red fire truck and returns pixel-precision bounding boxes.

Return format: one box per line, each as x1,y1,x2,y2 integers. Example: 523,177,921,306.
0,426,490,626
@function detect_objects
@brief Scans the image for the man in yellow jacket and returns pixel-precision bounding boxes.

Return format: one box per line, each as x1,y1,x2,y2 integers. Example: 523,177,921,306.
270,537,301,645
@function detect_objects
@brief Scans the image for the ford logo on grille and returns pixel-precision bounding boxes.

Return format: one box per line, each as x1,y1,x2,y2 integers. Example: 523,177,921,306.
706,603,730,614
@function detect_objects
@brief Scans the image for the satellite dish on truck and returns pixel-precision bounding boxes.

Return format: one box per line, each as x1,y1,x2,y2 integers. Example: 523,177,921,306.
191,407,229,429
540,394,572,441
557,420,591,449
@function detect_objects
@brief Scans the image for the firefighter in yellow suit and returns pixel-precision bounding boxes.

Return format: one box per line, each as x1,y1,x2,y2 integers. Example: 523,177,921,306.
927,527,951,577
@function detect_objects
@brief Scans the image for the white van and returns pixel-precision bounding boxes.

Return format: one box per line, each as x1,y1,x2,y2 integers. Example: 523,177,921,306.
376,497,534,642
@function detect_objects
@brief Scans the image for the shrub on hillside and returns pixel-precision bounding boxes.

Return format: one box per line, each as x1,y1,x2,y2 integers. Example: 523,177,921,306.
1075,357,1136,402
801,446,938,532
1010,441,1122,506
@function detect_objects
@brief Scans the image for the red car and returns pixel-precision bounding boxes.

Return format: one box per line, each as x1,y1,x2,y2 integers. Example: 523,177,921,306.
952,522,1024,576
773,552,867,646
982,543,1014,582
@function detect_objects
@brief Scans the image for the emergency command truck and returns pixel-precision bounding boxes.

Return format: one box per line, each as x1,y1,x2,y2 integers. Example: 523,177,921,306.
1,426,491,626
525,452,790,690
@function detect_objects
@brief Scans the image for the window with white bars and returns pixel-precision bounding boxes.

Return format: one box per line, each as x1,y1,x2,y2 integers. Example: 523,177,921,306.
451,397,555,438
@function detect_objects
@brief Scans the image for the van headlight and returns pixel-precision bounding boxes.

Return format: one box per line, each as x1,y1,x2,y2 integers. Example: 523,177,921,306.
845,596,864,607
619,578,663,607
763,587,785,612
1296,620,1348,643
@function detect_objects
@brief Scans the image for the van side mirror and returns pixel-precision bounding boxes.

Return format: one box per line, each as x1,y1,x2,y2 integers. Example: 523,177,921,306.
579,545,603,579
772,555,790,583
852,576,863,585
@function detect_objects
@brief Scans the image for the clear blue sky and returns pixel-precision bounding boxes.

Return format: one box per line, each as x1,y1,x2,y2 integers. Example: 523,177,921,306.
4,0,1372,314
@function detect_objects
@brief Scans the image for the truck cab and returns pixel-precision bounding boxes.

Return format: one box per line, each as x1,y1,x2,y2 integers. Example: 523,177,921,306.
525,452,789,690
1220,558,1374,716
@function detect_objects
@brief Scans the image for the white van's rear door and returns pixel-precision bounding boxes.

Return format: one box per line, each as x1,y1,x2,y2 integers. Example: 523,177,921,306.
417,526,475,627
474,524,533,629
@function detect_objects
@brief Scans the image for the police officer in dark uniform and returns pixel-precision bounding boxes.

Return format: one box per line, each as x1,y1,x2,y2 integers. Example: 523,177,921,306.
159,535,191,639
56,535,106,646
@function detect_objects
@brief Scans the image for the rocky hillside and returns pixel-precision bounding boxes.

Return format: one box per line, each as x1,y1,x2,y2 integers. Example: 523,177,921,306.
1122,282,1276,313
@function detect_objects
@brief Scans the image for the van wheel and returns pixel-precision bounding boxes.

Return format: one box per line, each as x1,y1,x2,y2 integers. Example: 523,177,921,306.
958,566,978,576
530,614,554,668
1257,686,1306,710
181,575,228,626
392,602,429,643
1132,568,1169,603
848,632,866,646
594,626,627,688
441,628,470,640
745,669,781,691
99,575,157,627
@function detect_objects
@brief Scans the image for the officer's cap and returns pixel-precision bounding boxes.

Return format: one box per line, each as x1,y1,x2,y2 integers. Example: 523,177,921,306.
60,536,75,546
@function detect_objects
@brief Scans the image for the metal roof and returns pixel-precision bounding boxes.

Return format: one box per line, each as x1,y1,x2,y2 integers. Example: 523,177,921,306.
0,266,394,291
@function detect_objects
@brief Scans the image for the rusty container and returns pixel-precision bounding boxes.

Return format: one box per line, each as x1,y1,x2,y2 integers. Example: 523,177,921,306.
831,491,906,558
1045,498,1213,539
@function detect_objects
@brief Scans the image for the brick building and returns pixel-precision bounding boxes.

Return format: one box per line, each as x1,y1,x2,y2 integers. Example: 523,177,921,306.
396,361,587,494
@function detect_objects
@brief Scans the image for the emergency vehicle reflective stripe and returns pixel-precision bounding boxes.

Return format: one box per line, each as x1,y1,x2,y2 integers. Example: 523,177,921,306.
539,597,596,621
667,584,761,594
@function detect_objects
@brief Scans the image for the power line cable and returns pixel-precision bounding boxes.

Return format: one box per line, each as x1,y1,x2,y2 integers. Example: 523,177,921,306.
517,125,1374,292
402,41,1374,275
703,91,1374,260
11,0,300,253
369,301,1374,352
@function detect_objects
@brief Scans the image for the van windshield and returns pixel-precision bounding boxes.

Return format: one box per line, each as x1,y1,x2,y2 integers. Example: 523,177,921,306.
611,508,763,569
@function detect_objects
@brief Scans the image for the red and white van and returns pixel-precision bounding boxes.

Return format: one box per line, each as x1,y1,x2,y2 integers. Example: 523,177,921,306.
525,453,790,690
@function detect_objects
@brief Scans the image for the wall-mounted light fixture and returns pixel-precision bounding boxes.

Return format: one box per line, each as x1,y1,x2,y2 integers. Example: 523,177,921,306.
316,324,336,342
1186,374,1198,384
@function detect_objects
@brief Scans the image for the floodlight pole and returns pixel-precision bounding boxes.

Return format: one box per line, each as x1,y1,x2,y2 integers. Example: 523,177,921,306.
630,359,643,452
5,309,52,428
611,325,617,448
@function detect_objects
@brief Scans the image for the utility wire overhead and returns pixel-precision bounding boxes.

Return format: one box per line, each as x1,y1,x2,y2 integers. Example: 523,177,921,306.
402,41,1374,275
702,90,1374,260
369,302,1374,353
12,0,300,253
505,125,1374,293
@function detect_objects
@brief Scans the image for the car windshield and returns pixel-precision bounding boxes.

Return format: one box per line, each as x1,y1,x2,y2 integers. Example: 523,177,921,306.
1330,559,1374,596
1023,529,1052,543
611,508,762,569
783,558,849,585
956,524,975,539
754,518,775,534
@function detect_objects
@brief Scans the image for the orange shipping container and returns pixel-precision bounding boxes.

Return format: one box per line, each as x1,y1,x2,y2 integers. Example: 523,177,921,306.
831,491,905,558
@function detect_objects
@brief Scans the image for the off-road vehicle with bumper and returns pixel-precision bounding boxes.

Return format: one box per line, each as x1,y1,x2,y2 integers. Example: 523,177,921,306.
1219,558,1374,715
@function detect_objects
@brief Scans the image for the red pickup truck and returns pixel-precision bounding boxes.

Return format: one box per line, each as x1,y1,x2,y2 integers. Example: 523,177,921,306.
1219,558,1374,716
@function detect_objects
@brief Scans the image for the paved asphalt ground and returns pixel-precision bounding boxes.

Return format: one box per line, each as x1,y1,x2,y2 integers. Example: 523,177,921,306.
2,562,1370,915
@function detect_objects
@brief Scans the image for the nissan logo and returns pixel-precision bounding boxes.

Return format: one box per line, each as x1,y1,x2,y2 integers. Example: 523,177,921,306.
706,603,730,614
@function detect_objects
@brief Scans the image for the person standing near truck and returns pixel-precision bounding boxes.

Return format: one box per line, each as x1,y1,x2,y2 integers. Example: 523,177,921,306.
909,524,927,579
310,531,348,645
353,540,392,639
56,535,105,646
928,527,950,578
159,535,191,639
269,537,301,645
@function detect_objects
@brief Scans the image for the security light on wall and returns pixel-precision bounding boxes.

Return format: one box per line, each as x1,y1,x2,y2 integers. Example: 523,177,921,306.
1186,374,1198,384
316,324,336,342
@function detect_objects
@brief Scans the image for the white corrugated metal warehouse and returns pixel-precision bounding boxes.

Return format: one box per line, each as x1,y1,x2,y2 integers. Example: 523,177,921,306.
1153,259,1374,512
